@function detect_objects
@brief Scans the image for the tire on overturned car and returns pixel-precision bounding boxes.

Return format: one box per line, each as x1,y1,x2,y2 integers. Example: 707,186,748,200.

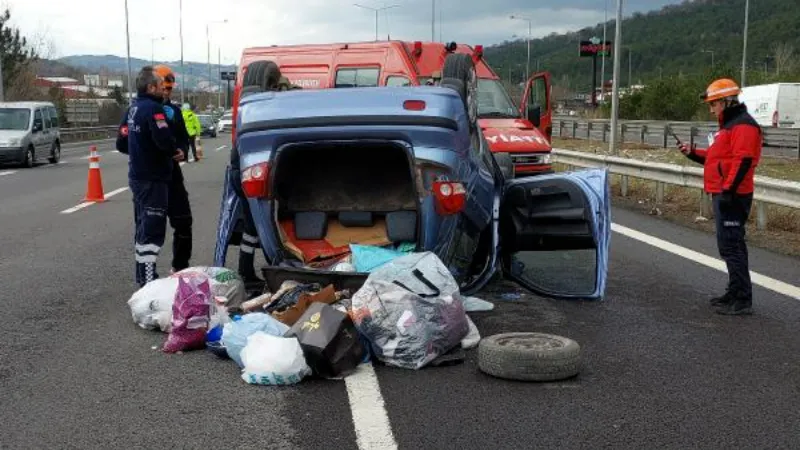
240,60,282,98
478,332,581,382
441,53,479,131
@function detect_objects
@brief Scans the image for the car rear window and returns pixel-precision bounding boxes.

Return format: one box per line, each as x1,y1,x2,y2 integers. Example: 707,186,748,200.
335,68,380,88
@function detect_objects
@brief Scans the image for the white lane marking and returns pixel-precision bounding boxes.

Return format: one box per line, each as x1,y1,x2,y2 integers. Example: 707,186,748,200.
0,170,17,177
613,223,800,300
345,363,398,450
215,145,227,152
59,187,129,214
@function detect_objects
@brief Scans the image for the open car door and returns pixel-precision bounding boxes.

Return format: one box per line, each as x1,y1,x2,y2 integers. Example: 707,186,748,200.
499,168,610,300
519,72,553,143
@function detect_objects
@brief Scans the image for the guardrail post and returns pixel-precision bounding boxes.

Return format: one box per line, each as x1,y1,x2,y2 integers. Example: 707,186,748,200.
641,125,647,144
572,121,578,138
663,125,669,148
602,122,607,143
796,131,800,160
689,127,696,150
621,124,627,144
587,121,592,140
621,175,629,197
756,202,767,230
700,191,711,217
656,182,665,204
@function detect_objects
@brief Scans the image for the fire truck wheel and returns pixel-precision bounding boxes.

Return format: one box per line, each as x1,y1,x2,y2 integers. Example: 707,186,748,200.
442,53,478,129
478,332,581,382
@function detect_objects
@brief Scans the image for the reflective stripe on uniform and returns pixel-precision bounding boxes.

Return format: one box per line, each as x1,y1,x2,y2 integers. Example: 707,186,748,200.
136,243,161,253
240,244,256,254
136,253,158,263
242,233,259,245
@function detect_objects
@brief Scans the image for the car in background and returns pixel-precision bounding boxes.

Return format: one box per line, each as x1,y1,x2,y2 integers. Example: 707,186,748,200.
217,111,233,133
0,101,61,168
214,82,610,300
197,114,218,137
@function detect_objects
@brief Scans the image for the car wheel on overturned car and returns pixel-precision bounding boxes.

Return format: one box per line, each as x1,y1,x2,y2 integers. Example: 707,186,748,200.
441,53,479,129
242,60,281,92
478,332,581,382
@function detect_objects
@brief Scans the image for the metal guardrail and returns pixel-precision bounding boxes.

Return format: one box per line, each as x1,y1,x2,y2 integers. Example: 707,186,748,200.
60,125,118,142
552,148,800,230
553,118,800,159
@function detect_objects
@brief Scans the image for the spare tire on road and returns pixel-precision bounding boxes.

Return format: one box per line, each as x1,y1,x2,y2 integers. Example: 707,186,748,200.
441,53,478,129
478,332,581,381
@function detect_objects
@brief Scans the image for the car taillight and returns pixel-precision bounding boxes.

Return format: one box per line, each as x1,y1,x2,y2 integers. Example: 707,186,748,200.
433,181,466,215
241,162,270,198
404,100,426,110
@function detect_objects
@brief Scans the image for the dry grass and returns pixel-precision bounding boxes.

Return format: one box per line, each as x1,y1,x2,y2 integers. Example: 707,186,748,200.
551,159,800,257
553,137,800,182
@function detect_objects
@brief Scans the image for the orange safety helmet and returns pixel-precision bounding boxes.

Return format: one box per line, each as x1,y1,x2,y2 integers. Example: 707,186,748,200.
701,78,740,103
153,64,176,88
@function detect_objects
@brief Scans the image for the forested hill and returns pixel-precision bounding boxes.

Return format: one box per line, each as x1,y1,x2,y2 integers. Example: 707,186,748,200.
483,0,800,93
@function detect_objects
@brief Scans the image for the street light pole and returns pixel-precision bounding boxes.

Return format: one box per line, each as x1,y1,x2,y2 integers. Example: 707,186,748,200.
207,19,227,105
601,0,607,101
354,4,399,41
179,0,184,104
432,0,435,41
609,0,623,155
124,0,132,105
510,15,532,78
741,0,749,86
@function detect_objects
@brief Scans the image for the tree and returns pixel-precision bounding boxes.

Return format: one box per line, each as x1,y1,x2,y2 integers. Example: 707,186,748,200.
111,85,125,106
772,42,796,76
0,8,38,98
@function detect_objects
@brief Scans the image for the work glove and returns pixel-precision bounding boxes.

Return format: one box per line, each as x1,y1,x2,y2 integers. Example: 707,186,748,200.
677,142,696,155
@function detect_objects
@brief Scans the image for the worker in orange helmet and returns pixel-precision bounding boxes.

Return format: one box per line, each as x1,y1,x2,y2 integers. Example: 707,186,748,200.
676,78,762,315
152,64,194,273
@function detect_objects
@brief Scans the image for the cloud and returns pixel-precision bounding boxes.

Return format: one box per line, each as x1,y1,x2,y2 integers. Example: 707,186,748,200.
3,0,681,63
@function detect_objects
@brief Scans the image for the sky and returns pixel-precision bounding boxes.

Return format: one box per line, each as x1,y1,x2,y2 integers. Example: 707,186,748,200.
4,0,681,64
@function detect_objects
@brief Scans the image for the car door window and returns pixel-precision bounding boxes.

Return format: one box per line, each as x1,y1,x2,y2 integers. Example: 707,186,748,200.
335,68,380,88
386,76,410,87
33,109,43,133
528,77,548,111
48,107,59,128
499,169,610,299
41,108,51,130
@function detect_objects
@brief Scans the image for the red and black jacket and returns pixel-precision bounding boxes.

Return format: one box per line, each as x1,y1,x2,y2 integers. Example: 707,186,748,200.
685,103,762,195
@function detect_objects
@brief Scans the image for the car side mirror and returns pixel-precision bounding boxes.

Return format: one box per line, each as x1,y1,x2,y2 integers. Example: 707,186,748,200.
527,104,541,128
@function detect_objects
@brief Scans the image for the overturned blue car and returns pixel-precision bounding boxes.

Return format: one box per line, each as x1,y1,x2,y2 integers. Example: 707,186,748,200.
215,83,610,300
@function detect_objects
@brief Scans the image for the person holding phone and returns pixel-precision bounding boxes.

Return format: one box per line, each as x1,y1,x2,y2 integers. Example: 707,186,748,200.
676,78,762,315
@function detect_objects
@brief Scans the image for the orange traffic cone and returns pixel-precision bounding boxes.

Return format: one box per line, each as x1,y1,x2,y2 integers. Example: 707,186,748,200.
83,145,106,202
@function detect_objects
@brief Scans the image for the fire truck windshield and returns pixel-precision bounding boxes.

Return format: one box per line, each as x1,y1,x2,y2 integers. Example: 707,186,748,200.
477,79,520,119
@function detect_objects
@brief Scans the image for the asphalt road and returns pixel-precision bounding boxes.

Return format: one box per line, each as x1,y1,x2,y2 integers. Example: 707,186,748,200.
1,136,799,449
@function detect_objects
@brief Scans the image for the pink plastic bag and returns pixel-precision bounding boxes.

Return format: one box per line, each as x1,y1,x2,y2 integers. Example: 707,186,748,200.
163,275,212,353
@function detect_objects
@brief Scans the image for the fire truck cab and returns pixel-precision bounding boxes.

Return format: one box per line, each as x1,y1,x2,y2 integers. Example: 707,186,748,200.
232,40,553,176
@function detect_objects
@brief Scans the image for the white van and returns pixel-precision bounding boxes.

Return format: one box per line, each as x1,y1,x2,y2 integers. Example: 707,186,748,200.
0,101,62,167
739,83,800,128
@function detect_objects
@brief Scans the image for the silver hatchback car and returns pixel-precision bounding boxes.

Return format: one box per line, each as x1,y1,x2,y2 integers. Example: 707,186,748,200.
0,101,62,168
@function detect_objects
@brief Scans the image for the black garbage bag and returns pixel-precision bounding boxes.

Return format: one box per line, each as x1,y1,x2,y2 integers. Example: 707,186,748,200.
285,302,364,379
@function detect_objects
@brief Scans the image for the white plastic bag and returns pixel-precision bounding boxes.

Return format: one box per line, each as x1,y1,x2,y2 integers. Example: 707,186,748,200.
461,316,481,349
240,332,311,386
221,313,290,368
127,277,178,332
351,252,469,369
127,266,242,332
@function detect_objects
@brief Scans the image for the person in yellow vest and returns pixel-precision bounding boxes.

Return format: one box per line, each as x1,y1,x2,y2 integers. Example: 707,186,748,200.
181,103,203,161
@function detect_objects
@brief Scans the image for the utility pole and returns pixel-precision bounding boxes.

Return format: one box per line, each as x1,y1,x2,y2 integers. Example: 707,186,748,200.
432,0,435,41
179,0,184,103
601,0,607,102
354,4,399,41
609,0,623,155
741,0,749,86
207,19,227,104
510,15,532,78
0,41,5,102
124,0,132,105
218,47,222,109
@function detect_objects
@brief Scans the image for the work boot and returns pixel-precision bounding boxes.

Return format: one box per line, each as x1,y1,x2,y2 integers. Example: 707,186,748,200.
716,294,753,316
710,291,733,307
